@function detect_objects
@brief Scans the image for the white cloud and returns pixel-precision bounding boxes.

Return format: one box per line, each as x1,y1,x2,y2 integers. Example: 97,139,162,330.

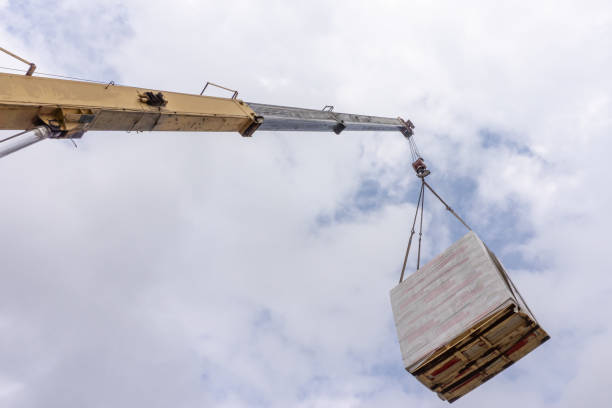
1,1,611,407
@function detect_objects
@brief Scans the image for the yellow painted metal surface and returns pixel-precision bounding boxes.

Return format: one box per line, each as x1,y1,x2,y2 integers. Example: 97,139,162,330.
0,73,259,136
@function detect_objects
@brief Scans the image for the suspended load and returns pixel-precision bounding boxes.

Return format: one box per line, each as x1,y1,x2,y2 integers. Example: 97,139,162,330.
390,231,549,402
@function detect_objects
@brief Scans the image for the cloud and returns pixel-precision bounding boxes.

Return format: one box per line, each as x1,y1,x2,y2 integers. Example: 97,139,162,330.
1,1,611,407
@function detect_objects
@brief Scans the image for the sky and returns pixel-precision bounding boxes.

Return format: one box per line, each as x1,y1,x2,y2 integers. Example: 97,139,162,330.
0,1,611,407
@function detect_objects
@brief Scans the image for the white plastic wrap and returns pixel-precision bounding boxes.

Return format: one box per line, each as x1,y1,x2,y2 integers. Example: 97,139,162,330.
390,231,519,371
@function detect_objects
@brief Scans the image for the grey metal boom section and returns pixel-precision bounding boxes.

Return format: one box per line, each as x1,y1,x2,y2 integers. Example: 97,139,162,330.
247,102,407,133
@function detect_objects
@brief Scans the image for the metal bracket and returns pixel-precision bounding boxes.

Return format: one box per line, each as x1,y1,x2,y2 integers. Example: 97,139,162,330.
200,81,238,99
333,121,346,135
398,117,415,138
240,116,264,137
138,91,168,107
37,107,99,139
0,47,36,76
321,105,345,133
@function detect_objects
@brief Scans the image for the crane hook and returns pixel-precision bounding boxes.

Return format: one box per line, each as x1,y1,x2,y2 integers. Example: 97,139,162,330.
412,157,430,178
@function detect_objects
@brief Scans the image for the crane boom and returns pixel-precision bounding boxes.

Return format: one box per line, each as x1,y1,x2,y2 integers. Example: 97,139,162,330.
247,103,406,133
0,71,415,158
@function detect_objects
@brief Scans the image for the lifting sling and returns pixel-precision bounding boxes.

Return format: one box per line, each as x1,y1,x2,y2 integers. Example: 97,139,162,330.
398,136,472,283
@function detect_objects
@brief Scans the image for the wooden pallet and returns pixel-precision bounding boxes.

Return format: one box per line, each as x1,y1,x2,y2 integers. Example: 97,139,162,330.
410,304,549,402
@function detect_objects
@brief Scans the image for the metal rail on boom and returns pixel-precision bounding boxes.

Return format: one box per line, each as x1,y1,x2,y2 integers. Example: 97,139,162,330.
0,71,416,159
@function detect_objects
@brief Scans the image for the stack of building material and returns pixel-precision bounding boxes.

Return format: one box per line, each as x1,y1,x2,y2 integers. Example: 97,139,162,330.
390,231,549,402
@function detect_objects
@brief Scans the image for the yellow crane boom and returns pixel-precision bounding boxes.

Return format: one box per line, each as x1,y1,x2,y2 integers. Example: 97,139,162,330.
0,70,415,158
0,72,262,137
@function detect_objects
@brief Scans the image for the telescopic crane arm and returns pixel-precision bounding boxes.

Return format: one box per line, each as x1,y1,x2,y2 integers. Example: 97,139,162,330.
0,71,417,159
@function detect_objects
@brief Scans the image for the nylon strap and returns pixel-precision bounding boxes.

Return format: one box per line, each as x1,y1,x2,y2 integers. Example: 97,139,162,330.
398,179,472,283
399,179,424,283
423,180,472,231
